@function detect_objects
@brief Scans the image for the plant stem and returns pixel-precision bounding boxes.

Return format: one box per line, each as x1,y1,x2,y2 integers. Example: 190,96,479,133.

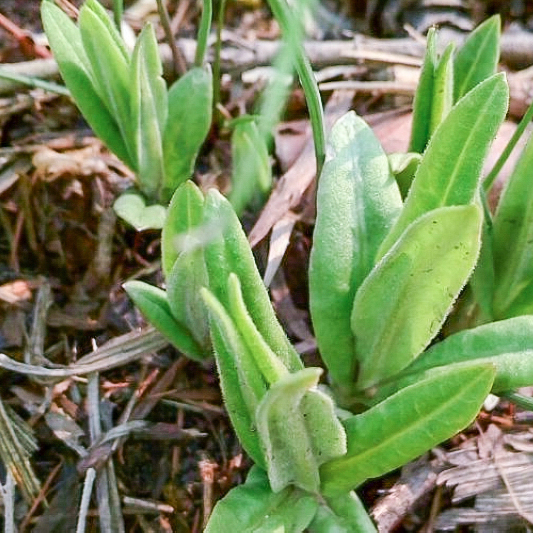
484,95,533,192
501,390,533,411
212,0,227,114
195,0,213,67
266,0,325,175
112,0,123,33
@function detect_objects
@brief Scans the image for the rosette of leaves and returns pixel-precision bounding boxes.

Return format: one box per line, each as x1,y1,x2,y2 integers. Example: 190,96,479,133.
41,0,213,228
121,15,533,531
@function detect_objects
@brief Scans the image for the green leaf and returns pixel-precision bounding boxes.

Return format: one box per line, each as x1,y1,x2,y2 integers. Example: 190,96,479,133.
229,117,272,215
161,181,205,278
203,190,303,372
226,274,288,386
454,15,500,101
352,205,482,390
309,492,377,533
408,28,437,153
84,0,130,62
40,2,133,168
166,248,210,352
113,192,166,230
388,316,533,394
162,66,213,201
201,286,267,467
122,280,205,360
79,0,134,164
492,133,533,318
256,367,346,493
204,466,318,533
320,363,495,496
162,184,210,353
379,73,508,256
309,111,402,393
130,24,167,200
429,43,454,137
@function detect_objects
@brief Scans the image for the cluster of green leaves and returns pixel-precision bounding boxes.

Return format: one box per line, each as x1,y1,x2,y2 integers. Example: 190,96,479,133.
41,0,213,226
43,3,533,529
198,16,533,530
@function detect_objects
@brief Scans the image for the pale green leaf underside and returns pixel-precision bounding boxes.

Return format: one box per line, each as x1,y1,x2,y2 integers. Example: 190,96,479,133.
167,249,210,350
203,190,302,372
161,181,205,278
201,287,267,467
113,193,166,231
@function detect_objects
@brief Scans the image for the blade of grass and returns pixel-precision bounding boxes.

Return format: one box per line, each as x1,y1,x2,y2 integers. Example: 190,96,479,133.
112,0,123,32
195,0,212,67
265,0,325,175
483,96,533,192
0,68,70,95
76,468,97,533
87,373,125,533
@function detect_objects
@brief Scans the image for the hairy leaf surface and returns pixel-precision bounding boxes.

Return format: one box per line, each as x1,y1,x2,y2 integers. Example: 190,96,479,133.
256,368,346,493
203,190,302,372
493,133,533,318
204,467,317,533
385,316,533,394
454,15,500,101
379,73,508,255
352,205,482,389
122,281,204,360
309,111,402,392
320,364,495,495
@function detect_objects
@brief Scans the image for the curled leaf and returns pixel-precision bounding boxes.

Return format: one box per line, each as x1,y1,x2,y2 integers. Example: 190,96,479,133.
256,367,347,493
203,189,302,372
